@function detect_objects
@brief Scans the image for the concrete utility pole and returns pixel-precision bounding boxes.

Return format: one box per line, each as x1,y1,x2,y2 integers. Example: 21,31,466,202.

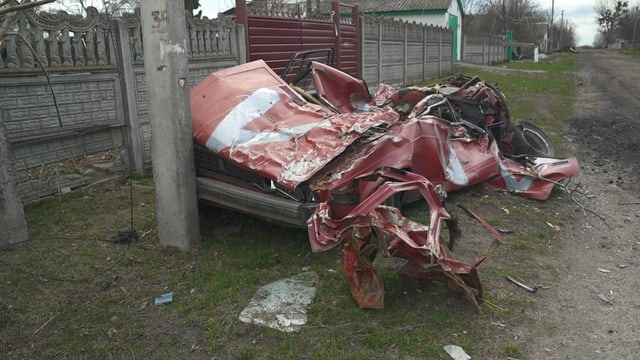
140,0,200,249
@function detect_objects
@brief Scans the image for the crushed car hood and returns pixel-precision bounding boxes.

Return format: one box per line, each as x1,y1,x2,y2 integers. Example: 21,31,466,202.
191,60,401,190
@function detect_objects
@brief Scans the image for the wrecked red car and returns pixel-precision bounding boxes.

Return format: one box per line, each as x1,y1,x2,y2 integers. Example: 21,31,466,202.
190,53,579,309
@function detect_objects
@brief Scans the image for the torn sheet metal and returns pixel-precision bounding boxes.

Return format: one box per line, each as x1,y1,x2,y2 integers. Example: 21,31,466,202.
309,170,501,309
239,272,318,332
483,145,580,200
191,60,401,189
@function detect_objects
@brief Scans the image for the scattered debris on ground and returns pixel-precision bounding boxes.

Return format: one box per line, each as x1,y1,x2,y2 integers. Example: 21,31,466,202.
239,271,319,332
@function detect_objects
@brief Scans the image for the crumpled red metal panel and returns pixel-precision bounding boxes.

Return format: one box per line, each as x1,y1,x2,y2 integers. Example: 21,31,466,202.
484,145,581,200
310,61,373,113
308,170,501,309
308,115,501,196
191,60,401,190
372,83,397,107
191,60,331,150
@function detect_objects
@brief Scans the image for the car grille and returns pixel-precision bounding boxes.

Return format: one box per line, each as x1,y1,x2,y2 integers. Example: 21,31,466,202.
194,145,268,186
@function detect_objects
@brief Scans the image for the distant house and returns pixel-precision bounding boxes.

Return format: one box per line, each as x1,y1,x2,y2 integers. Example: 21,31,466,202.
332,0,464,61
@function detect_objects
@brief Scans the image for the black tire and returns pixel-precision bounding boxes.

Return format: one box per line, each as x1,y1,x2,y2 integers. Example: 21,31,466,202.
510,120,557,157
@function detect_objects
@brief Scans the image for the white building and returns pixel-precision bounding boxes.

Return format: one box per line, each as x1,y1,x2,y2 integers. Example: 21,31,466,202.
333,0,464,61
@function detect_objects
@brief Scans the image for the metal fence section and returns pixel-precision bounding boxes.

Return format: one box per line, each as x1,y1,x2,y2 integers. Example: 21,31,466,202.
236,0,360,78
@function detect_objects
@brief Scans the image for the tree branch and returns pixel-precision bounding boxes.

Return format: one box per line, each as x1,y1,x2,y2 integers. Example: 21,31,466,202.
3,31,64,127
0,0,58,16
549,177,613,229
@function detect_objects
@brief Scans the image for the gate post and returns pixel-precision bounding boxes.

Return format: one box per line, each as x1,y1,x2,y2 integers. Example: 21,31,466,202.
235,0,249,63
332,1,342,70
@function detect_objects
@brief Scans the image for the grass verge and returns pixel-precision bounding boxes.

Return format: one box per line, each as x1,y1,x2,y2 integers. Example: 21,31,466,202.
620,47,640,58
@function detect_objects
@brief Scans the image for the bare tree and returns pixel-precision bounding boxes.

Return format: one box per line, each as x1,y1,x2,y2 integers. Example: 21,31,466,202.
40,0,201,16
464,0,547,43
39,0,138,16
596,0,629,47
461,0,485,14
618,4,640,47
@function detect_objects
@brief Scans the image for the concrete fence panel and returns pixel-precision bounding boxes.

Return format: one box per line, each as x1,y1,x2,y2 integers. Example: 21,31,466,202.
0,7,243,203
361,16,453,88
462,33,508,65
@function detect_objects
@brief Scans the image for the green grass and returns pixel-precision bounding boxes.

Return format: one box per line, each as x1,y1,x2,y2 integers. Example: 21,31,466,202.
2,53,580,359
504,343,523,357
620,47,640,58
505,52,577,72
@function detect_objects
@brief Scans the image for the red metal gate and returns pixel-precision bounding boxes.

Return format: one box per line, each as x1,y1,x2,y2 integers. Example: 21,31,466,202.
235,0,360,78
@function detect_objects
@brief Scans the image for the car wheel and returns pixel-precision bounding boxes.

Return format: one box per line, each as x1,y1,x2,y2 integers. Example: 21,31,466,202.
510,120,557,157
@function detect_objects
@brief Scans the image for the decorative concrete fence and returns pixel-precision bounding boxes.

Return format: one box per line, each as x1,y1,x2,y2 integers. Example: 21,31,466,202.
0,8,243,203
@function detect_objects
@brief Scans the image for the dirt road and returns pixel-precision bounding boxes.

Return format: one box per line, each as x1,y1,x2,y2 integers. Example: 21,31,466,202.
519,49,640,359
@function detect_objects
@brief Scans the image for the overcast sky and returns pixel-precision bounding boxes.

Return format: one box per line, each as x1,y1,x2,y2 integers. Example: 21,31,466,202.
200,0,235,17
547,0,601,46
199,0,603,46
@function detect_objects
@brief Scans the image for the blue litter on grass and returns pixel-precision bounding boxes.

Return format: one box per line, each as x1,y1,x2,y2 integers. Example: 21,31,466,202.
154,292,174,305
